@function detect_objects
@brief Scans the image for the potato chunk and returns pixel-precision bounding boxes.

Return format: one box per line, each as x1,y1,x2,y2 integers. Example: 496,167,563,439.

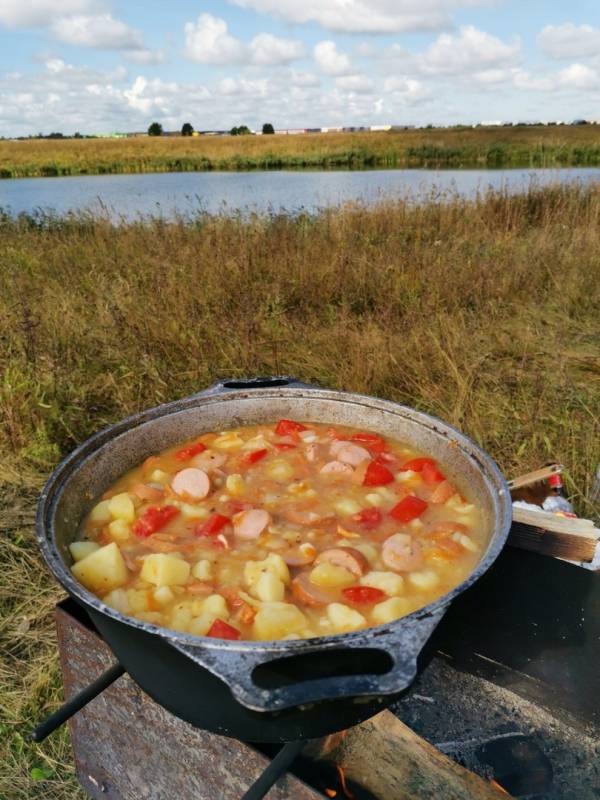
360,571,404,597
108,519,131,543
252,571,286,602
191,559,212,581
244,554,290,587
265,459,295,482
108,492,135,523
71,542,128,594
408,569,440,591
326,603,366,632
253,603,307,640
69,541,100,562
140,553,191,587
371,597,411,625
310,562,356,588
88,499,112,525
202,594,229,619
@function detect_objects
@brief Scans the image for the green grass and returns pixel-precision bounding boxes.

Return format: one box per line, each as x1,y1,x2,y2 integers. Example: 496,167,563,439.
0,184,599,796
2,125,600,178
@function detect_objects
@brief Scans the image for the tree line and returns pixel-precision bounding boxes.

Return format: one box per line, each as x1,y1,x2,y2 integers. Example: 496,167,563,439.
148,122,275,136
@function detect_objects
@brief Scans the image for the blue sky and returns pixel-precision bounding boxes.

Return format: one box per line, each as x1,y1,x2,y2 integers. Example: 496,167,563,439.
1,1,599,135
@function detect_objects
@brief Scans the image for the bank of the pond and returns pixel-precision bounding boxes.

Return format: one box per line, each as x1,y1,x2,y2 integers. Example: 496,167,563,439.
3,126,600,179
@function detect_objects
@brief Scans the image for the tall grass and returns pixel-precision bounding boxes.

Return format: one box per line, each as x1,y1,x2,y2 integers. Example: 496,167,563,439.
0,184,599,797
3,125,600,178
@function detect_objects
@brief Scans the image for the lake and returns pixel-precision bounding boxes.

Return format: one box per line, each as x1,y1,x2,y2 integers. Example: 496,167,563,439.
2,167,600,220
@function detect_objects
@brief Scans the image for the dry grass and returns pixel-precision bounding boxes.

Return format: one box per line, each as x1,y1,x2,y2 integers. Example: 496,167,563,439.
0,184,599,796
2,125,600,177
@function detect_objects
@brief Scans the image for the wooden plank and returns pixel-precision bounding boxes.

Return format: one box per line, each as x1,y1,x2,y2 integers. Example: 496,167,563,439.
55,605,321,800
508,464,562,491
508,523,598,562
511,506,598,536
307,711,510,800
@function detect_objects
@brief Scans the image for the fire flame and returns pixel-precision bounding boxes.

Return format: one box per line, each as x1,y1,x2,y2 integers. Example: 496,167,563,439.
489,778,511,796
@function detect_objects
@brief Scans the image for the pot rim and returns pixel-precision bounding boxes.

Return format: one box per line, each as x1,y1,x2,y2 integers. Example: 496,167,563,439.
36,383,512,655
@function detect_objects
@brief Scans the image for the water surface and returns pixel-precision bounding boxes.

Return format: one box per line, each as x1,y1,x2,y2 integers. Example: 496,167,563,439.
2,167,599,220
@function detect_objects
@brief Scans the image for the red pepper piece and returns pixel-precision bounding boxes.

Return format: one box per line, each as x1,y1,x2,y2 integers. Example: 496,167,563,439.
275,419,308,438
195,513,230,537
206,618,241,640
242,448,269,465
363,461,395,486
350,432,387,453
390,496,428,522
353,508,383,529
133,505,180,537
399,457,436,472
342,586,387,604
421,461,445,484
175,441,207,461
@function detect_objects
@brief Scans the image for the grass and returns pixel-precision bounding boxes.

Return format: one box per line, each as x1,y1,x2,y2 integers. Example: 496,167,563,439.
3,125,600,178
0,184,599,797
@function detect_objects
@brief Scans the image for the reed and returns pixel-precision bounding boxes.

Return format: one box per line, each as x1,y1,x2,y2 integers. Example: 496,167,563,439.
2,125,600,178
0,184,599,797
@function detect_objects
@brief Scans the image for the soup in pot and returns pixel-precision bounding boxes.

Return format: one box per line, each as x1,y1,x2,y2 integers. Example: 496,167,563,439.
70,420,484,641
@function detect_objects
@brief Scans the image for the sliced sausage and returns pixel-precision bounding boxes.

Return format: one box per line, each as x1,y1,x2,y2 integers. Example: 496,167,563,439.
190,450,228,472
305,443,319,462
171,468,210,500
336,443,371,466
320,460,354,476
382,534,423,572
430,481,457,504
281,543,317,567
131,482,164,501
427,520,468,536
330,440,353,457
314,547,368,577
292,572,339,607
233,508,271,540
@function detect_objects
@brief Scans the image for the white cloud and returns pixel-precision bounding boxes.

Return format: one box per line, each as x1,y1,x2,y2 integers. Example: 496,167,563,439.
314,40,352,76
290,70,320,87
249,33,305,65
51,13,144,50
538,23,600,61
558,63,597,90
218,76,268,97
229,0,484,35
184,14,304,66
0,0,99,28
184,13,243,65
335,74,374,93
124,49,167,66
421,25,520,76
383,76,430,103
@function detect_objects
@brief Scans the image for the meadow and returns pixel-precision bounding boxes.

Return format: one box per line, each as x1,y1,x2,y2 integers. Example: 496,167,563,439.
3,124,600,178
1,184,599,797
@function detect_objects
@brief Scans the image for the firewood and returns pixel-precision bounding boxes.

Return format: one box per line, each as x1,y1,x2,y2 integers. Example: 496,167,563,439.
307,709,510,799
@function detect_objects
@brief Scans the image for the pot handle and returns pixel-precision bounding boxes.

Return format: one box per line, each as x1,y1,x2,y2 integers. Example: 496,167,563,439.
169,606,446,713
194,376,320,396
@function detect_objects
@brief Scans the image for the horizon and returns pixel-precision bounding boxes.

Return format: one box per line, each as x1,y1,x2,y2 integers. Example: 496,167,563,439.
1,1,600,137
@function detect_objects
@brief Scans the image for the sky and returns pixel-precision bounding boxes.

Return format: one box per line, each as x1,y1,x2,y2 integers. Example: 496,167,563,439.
0,1,599,136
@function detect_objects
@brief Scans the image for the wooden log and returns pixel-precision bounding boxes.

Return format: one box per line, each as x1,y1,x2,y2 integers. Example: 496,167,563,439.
507,464,562,491
509,507,600,562
307,711,510,799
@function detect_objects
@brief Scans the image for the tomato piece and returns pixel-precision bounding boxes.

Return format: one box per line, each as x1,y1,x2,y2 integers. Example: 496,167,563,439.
351,432,387,453
175,441,207,461
275,442,296,450
206,618,241,640
421,461,445,484
342,586,387,604
242,448,268,465
399,457,436,472
353,508,383,529
275,419,307,438
133,505,180,537
195,513,230,537
390,496,428,522
363,461,395,486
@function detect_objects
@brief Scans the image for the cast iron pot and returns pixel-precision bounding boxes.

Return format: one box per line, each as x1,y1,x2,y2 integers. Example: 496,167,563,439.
37,377,511,742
